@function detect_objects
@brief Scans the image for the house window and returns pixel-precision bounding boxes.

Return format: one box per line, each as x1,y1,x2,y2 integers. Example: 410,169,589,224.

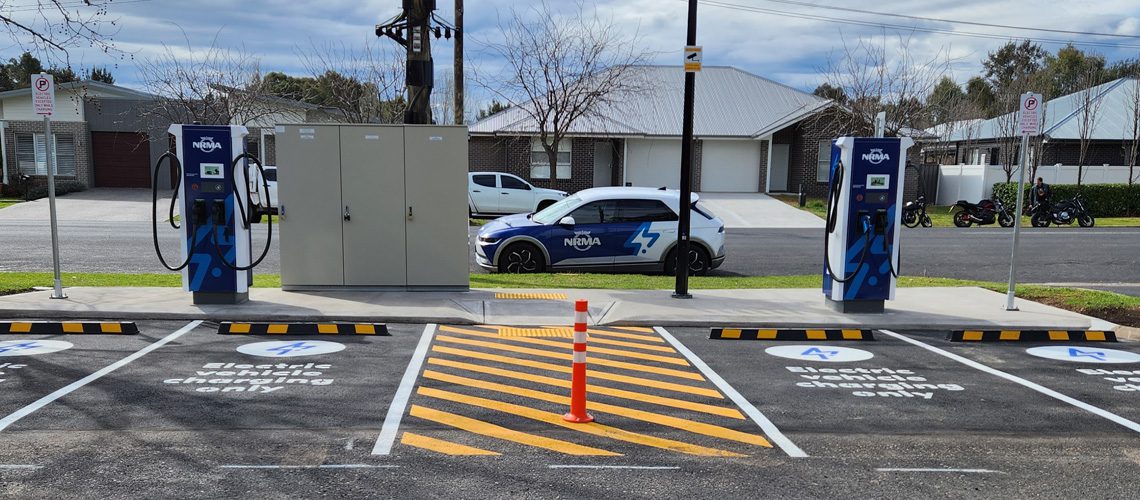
16,133,76,176
816,140,833,183
530,137,571,179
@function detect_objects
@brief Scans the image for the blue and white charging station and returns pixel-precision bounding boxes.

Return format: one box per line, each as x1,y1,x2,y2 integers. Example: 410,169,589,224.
165,124,253,304
823,136,914,313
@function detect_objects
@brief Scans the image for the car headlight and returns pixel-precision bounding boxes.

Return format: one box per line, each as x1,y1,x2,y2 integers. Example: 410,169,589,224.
478,234,501,244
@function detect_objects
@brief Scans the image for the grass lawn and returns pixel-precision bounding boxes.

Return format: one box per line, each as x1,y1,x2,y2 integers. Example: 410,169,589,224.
2,271,1136,327
773,195,1140,228
0,198,22,209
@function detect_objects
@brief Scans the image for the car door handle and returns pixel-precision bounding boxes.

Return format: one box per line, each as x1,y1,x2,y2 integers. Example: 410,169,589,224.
501,192,510,195
472,189,481,192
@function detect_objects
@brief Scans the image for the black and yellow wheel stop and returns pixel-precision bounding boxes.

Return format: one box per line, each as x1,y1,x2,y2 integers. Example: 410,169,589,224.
0,321,139,335
950,330,1116,342
217,322,390,336
710,328,874,341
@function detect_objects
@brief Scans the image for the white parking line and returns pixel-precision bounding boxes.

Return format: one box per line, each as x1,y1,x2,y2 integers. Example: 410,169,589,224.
877,468,1005,474
880,329,1140,434
0,320,202,432
371,323,437,455
0,465,41,470
654,327,808,458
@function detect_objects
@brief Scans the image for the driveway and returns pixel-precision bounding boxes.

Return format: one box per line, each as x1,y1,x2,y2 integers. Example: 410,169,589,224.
0,188,173,222
696,192,823,229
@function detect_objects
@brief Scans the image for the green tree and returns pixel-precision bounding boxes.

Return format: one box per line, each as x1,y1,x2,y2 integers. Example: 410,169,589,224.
1044,44,1108,97
812,83,848,104
983,40,1047,97
45,65,77,84
5,52,45,89
476,99,509,120
965,76,996,117
926,76,965,124
88,66,114,84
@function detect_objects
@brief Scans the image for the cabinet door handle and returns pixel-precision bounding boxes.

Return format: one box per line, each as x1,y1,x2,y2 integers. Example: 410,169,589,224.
344,205,351,221
408,206,414,220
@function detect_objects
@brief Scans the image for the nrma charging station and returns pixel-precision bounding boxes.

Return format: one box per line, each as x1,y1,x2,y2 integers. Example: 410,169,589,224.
823,136,914,313
154,124,270,305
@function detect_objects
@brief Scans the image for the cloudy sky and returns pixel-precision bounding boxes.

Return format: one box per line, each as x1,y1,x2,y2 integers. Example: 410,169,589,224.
14,0,1140,115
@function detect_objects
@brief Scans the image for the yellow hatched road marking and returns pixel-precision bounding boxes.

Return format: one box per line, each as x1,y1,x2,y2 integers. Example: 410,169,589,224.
1085,331,1106,341
584,328,666,343
531,327,675,352
434,335,705,381
400,432,500,456
962,331,983,341
1048,330,1070,341
431,345,721,398
611,326,655,333
428,358,742,419
62,323,84,333
9,322,32,333
418,386,744,457
500,327,573,338
440,326,690,366
409,405,619,456
999,330,1020,341
495,292,568,300
422,370,771,448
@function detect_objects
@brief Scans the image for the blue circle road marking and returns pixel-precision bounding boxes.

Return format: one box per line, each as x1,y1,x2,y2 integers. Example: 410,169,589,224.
0,340,73,357
765,345,875,363
236,340,346,358
1026,346,1140,364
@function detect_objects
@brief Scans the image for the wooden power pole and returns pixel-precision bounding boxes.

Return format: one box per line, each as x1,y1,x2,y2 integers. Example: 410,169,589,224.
405,0,434,124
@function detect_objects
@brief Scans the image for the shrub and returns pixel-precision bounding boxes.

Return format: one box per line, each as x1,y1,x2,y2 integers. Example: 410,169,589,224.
23,180,88,201
992,182,1140,217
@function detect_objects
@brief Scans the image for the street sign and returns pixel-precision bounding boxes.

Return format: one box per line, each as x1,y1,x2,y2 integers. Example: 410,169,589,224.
683,46,702,72
1019,92,1042,136
32,73,54,116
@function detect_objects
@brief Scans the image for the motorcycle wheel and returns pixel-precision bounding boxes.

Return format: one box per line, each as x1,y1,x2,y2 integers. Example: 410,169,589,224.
998,213,1015,228
1030,213,1050,228
920,214,932,227
902,211,919,228
1078,214,1095,227
953,211,972,228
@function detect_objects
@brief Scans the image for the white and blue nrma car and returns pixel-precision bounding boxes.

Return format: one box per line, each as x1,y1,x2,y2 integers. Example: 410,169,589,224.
476,187,726,274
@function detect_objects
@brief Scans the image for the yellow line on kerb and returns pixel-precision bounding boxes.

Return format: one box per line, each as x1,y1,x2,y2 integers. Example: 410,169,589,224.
400,432,500,456
611,326,655,333
428,357,742,419
418,387,744,457
422,370,772,448
431,345,722,398
434,335,704,381
440,326,690,366
408,405,618,456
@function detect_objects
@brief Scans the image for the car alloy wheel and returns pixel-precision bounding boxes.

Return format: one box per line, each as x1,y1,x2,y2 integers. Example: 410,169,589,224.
499,243,545,273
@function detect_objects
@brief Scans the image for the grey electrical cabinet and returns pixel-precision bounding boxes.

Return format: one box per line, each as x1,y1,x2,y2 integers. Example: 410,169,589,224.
276,124,469,290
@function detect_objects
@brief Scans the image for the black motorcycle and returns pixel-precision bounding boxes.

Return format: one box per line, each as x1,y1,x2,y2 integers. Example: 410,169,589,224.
952,198,1015,228
902,195,932,228
1030,195,1095,228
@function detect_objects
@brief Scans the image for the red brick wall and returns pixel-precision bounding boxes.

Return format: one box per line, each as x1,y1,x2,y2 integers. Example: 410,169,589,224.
3,120,92,188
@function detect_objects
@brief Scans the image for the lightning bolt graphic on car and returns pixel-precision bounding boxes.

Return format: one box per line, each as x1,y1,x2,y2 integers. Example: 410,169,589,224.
624,223,661,255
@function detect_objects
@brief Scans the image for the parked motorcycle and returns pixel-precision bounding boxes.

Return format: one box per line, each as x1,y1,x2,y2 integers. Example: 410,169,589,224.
952,198,1015,228
1030,195,1095,228
902,195,932,228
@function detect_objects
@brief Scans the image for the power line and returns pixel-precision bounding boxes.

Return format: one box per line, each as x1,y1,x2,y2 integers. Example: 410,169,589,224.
696,0,1140,51
756,0,1140,40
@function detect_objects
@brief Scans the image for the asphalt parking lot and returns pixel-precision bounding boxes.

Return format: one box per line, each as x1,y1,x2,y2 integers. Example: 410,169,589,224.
0,321,1137,498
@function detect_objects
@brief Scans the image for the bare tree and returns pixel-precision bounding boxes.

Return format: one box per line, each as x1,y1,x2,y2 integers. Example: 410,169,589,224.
0,0,118,63
1075,67,1106,185
476,1,649,179
136,31,285,126
822,32,950,136
296,39,406,124
431,71,456,125
1123,78,1140,186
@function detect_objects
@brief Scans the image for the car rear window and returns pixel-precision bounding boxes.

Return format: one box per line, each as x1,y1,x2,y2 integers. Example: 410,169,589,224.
615,199,677,222
472,174,496,187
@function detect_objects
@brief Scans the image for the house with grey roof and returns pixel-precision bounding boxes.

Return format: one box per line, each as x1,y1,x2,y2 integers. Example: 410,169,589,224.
468,66,847,196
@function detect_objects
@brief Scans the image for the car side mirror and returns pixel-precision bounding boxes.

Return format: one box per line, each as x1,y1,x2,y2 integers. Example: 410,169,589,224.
558,216,575,226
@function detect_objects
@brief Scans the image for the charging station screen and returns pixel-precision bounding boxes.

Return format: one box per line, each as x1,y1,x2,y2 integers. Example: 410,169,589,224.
866,174,889,190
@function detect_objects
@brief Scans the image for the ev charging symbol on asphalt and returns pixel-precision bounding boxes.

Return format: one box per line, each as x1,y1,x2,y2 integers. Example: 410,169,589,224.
267,342,317,356
802,347,840,360
1026,345,1140,364
236,340,346,358
1068,348,1107,361
0,342,40,354
0,340,73,356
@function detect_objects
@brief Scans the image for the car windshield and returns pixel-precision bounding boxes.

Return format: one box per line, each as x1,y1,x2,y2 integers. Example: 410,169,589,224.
531,195,581,224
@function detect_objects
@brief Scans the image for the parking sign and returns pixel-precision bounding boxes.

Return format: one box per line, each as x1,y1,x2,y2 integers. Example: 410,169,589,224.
32,74,54,116
1019,92,1042,136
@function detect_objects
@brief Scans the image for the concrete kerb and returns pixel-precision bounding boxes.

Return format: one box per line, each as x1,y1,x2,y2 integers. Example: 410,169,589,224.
0,286,1124,334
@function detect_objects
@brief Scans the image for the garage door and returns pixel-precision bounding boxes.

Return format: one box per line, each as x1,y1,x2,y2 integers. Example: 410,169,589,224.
700,140,761,192
625,139,681,189
92,132,151,188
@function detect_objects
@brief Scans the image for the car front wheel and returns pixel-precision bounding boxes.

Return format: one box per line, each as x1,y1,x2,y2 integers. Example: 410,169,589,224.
498,242,546,273
665,246,711,276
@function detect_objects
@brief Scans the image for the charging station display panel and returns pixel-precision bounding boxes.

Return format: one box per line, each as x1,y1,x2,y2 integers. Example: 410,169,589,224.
839,139,902,301
181,125,240,293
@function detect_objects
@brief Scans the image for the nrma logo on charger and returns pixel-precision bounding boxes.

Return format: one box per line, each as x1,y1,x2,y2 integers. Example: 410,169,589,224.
193,136,223,153
862,148,890,165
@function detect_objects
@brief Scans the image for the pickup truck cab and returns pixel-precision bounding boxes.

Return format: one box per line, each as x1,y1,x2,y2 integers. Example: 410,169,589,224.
469,172,567,217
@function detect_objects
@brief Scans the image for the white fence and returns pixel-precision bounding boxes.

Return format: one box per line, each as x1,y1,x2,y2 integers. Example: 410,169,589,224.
936,164,1140,205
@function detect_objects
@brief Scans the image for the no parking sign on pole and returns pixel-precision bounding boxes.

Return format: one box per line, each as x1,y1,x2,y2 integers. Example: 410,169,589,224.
1005,92,1043,311
33,73,66,300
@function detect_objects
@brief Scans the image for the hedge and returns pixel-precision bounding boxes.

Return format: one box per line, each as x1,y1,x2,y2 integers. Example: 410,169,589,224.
992,182,1140,217
23,180,87,201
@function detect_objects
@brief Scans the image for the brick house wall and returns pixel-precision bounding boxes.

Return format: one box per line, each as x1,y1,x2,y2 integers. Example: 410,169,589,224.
3,120,92,189
757,140,769,193
787,110,845,198
469,135,627,193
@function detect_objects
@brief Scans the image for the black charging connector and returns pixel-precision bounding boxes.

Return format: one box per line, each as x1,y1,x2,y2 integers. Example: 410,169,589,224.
211,200,227,225
192,200,208,225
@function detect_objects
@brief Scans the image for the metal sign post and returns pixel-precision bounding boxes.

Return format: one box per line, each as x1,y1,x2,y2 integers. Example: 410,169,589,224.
1005,92,1042,311
674,0,698,299
33,74,66,299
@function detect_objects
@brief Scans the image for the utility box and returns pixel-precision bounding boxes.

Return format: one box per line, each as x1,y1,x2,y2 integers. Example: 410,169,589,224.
275,124,469,290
